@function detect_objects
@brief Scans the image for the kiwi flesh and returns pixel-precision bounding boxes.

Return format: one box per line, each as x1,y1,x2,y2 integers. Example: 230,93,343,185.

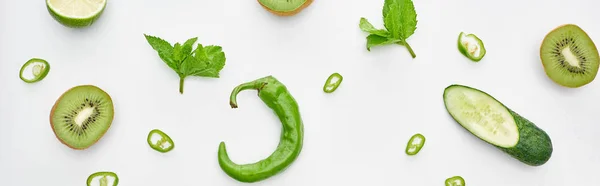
50,85,114,150
258,0,313,16
540,24,600,88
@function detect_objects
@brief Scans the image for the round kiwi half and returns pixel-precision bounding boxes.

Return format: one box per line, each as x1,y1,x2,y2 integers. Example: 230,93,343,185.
50,85,114,150
258,0,313,16
540,24,600,88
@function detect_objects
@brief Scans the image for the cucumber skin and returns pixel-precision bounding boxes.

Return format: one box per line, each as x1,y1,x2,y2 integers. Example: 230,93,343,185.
501,109,553,166
444,85,553,166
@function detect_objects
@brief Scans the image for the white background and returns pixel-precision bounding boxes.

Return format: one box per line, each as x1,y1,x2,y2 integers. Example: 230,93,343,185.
1,0,600,185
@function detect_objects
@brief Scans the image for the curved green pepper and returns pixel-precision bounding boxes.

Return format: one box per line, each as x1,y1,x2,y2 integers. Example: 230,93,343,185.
323,72,343,93
218,75,304,183
405,133,426,155
445,176,465,186
19,58,50,83
147,129,174,153
458,32,486,62
87,171,119,186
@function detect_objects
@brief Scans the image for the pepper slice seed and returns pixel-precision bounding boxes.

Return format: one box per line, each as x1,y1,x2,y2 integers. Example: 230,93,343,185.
86,171,119,186
19,58,50,83
405,133,426,155
458,32,486,62
147,129,174,153
445,176,465,186
323,72,343,93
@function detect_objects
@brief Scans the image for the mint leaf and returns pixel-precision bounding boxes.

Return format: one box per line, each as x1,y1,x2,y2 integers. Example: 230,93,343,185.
359,0,418,58
144,34,178,69
384,4,403,39
398,0,417,39
182,37,198,57
189,45,226,78
359,18,390,37
383,0,417,58
144,34,173,54
172,43,185,70
366,34,400,51
144,34,226,94
382,0,397,18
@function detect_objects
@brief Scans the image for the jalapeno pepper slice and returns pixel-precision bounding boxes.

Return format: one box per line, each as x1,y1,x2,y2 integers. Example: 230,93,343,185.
19,58,50,83
405,133,426,155
86,171,119,186
323,72,343,93
147,129,174,153
445,176,465,186
458,32,486,62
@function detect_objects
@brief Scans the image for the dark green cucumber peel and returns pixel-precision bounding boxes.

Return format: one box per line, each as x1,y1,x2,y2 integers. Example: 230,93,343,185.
443,84,553,166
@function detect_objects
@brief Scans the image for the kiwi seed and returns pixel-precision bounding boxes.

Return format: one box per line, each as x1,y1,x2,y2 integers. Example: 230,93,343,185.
540,24,600,88
258,0,313,16
50,85,114,150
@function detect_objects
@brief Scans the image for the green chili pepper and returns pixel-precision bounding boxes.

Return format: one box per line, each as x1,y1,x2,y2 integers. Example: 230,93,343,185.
405,133,426,155
147,129,174,153
323,72,343,93
218,75,304,183
19,58,50,83
445,176,465,186
87,171,118,186
458,32,486,62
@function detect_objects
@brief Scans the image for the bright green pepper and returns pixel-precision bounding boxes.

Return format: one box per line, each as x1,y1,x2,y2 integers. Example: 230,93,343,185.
87,171,118,186
458,32,486,62
405,133,426,155
147,129,174,153
323,72,343,93
218,75,304,183
445,176,465,186
19,58,50,83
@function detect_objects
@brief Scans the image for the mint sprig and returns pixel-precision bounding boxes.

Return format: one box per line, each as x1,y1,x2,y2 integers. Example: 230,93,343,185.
144,34,226,94
359,0,418,58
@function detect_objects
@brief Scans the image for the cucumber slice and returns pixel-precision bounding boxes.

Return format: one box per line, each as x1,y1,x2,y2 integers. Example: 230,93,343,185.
443,84,553,166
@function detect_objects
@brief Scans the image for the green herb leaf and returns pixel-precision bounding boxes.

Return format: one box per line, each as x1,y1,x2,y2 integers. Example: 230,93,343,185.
144,34,173,54
182,37,198,57
366,34,400,51
359,0,418,58
382,0,396,18
359,18,390,37
391,0,417,40
187,44,226,78
144,34,226,94
144,34,178,69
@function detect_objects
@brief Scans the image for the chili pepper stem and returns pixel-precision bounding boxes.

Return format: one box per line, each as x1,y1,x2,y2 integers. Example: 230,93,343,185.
229,81,266,108
403,40,416,58
179,77,185,94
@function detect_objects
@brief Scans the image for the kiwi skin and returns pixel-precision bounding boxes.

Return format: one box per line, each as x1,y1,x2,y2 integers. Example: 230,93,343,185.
540,24,600,88
49,85,114,150
258,0,313,16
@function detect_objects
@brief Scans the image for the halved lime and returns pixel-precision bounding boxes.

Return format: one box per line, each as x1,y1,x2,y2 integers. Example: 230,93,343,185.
46,0,107,28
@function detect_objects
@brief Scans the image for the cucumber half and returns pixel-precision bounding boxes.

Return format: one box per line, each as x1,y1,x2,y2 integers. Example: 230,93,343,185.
443,84,553,166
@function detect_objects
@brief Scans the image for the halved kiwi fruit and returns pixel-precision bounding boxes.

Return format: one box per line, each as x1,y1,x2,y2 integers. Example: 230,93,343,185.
540,24,600,88
50,85,114,150
258,0,313,16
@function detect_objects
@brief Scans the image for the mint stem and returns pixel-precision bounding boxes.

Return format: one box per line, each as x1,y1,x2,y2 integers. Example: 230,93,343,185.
403,41,416,58
179,77,184,94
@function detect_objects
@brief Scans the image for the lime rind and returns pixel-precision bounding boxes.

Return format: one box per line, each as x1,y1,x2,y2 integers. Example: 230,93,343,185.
19,58,50,83
46,0,107,28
